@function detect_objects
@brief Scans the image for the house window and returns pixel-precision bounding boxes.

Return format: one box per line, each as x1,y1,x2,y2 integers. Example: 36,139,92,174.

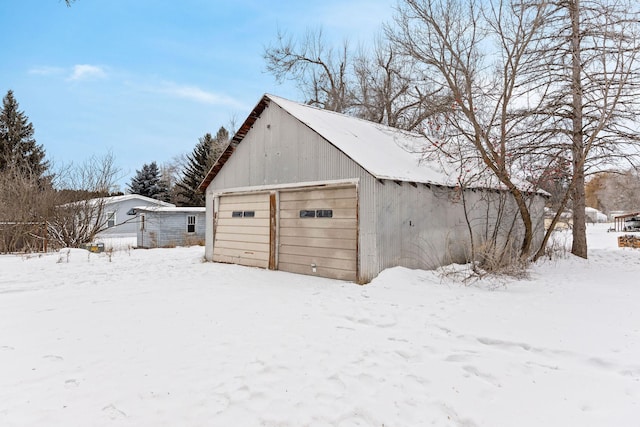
106,212,116,228
187,215,196,233
300,209,333,218
232,211,255,218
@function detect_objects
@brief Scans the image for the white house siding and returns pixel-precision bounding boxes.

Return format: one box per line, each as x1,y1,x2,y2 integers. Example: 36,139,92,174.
98,198,148,236
96,196,173,237
138,212,206,248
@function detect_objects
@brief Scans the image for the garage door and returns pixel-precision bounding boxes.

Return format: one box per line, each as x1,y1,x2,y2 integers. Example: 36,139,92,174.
278,186,358,281
214,192,271,268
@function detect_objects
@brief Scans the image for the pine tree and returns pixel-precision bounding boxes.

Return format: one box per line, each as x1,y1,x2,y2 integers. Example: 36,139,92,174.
128,161,170,202
0,90,48,178
176,127,229,206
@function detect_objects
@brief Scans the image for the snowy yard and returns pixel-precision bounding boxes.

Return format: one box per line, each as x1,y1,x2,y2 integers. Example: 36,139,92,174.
1,224,639,426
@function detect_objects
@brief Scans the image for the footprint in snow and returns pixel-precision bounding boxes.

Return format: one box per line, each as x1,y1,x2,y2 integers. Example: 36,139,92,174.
102,404,127,419
445,353,474,363
64,379,79,388
462,365,502,388
43,354,64,362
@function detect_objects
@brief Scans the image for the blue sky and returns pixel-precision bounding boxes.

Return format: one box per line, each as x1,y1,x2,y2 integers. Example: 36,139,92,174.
0,0,394,191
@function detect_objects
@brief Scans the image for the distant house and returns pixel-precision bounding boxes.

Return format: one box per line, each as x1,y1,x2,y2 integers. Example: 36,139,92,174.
198,94,546,283
94,195,174,238
127,206,206,248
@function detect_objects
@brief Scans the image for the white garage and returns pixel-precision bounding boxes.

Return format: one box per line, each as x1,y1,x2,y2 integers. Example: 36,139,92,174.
200,94,546,283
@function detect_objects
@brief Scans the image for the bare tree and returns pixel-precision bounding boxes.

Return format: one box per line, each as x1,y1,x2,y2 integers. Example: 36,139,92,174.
46,152,123,248
388,0,640,262
0,165,52,252
525,0,640,259
388,0,550,259
264,28,354,112
352,38,453,130
264,27,454,131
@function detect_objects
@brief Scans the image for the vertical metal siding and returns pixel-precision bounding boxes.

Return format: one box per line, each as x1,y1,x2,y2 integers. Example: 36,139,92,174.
374,182,546,272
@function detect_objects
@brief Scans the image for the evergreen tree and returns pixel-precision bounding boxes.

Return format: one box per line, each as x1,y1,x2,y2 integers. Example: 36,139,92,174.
128,161,170,202
0,90,48,178
176,127,229,206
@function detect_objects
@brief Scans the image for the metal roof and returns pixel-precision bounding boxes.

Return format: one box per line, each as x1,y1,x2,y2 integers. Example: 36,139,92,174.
198,94,540,194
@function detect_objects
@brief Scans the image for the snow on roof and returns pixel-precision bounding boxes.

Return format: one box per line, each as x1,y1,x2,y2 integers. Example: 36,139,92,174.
128,206,205,214
267,95,455,185
61,194,176,209
101,194,175,207
199,94,542,193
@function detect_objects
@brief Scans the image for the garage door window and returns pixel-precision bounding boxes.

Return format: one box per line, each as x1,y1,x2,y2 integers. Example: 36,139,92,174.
232,210,255,218
299,209,333,218
317,209,333,218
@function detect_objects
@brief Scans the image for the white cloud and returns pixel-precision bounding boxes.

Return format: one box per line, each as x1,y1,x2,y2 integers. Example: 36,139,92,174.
68,64,108,81
156,81,245,108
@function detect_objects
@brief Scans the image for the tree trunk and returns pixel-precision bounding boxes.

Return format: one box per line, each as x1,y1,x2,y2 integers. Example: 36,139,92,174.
570,0,588,258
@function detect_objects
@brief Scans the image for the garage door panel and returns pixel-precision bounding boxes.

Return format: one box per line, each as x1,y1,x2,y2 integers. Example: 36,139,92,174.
216,218,270,227
278,253,357,273
220,193,269,204
278,185,357,281
215,240,270,252
280,235,357,250
214,254,270,269
279,227,354,239
278,262,356,281
279,208,356,219
215,232,270,243
213,249,268,268
219,202,270,215
280,218,357,229
279,244,356,260
214,192,270,269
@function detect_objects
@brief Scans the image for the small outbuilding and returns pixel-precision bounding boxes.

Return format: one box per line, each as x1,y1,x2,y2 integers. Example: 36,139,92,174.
127,206,206,248
199,94,546,283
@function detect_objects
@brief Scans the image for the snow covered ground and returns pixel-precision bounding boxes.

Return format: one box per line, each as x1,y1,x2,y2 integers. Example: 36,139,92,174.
1,224,638,426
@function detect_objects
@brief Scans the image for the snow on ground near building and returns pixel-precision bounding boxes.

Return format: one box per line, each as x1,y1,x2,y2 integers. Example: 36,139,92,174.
1,224,639,426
